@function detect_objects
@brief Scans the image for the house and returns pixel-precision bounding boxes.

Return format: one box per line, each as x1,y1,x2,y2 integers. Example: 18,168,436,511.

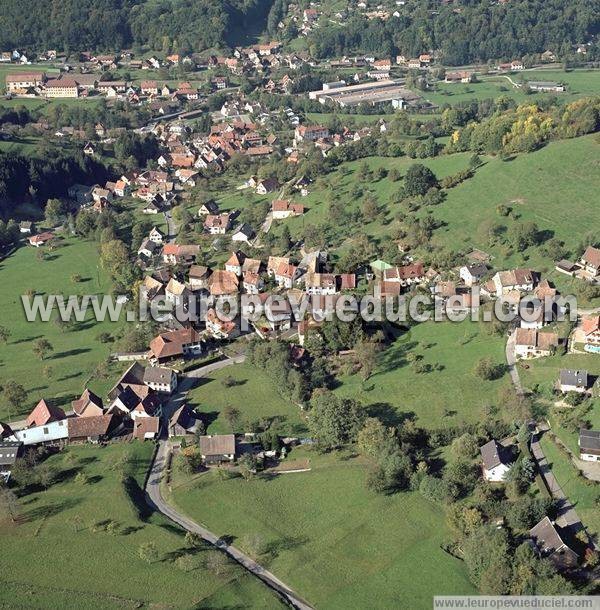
579,429,600,462
527,81,565,93
510,60,524,70
459,263,488,286
162,243,200,265
305,273,337,296
580,246,600,277
198,200,220,216
492,269,535,296
19,221,33,234
480,440,511,482
140,80,159,95
243,271,264,294
294,125,329,143
529,517,578,571
208,270,239,296
272,199,304,219
5,72,45,93
169,404,200,437
256,177,280,195
205,308,238,339
273,260,298,289
559,369,590,394
28,231,54,247
67,415,115,444
188,265,212,291
149,328,203,363
514,329,558,359
148,226,164,244
165,278,189,307
44,78,79,98
445,71,474,84
138,238,159,259
225,251,246,276
25,399,65,428
0,441,22,482
204,213,231,234
232,223,255,243
582,316,600,345
143,366,178,394
72,389,104,417
10,419,68,446
199,434,236,463
133,416,160,441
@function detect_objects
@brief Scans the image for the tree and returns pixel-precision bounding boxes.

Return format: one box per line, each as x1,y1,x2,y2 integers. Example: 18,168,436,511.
0,484,20,522
0,325,10,343
185,531,202,548
44,198,66,225
2,380,27,416
474,357,504,381
403,164,438,197
450,433,479,460
138,541,159,563
223,406,241,431
32,338,53,360
36,463,56,491
354,339,380,380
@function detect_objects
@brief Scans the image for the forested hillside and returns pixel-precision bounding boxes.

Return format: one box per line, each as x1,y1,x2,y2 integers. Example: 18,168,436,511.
0,0,274,53
309,0,600,64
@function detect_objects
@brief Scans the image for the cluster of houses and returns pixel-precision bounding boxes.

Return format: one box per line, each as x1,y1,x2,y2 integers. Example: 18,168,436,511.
479,437,583,573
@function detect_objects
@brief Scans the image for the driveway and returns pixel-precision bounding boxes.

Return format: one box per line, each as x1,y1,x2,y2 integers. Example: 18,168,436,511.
505,330,524,395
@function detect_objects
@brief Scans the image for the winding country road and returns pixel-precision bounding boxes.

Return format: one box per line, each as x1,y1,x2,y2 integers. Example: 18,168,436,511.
144,355,314,610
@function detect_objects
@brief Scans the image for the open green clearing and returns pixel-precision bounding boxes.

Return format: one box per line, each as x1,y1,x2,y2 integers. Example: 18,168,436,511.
188,362,308,435
539,435,600,539
0,238,124,421
170,448,475,609
422,69,600,107
334,320,508,430
0,442,284,609
430,134,600,269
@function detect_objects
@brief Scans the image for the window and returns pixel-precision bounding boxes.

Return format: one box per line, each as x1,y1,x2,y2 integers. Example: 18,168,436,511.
44,427,49,434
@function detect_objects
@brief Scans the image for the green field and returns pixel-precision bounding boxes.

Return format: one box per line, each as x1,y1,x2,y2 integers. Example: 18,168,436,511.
188,362,308,435
0,238,124,421
0,442,284,609
422,69,600,107
429,134,600,270
540,434,600,539
334,320,508,430
170,448,475,609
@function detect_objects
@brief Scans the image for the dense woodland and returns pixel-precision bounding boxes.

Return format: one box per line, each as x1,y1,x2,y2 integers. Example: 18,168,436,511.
0,0,598,64
0,0,274,54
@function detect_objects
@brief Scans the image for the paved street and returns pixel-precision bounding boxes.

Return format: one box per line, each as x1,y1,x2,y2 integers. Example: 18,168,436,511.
505,330,524,395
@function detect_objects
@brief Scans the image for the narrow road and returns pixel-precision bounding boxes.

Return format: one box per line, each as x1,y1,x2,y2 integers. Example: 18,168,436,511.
145,440,313,610
144,354,314,610
530,432,582,531
505,330,524,395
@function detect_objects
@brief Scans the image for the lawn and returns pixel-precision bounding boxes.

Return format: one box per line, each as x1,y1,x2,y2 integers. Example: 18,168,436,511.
187,362,308,435
0,237,126,421
169,448,475,609
539,434,600,539
0,442,284,609
428,133,600,270
334,320,508,430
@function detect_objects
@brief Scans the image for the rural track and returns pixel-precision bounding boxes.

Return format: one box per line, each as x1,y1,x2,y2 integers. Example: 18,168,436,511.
144,355,315,610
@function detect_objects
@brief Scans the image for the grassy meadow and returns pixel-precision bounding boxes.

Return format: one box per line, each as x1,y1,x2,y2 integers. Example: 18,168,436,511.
187,362,308,436
334,320,509,430
0,442,284,609
169,447,475,609
0,238,125,421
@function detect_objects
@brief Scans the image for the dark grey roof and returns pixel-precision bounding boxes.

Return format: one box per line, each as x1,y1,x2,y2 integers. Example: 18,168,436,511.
559,369,588,388
579,429,600,452
530,516,565,555
234,223,255,238
480,439,505,470
0,441,22,466
465,263,488,276
143,366,175,385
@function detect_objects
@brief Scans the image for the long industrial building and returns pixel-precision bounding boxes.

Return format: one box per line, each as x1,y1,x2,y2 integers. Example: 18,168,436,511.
308,79,423,108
